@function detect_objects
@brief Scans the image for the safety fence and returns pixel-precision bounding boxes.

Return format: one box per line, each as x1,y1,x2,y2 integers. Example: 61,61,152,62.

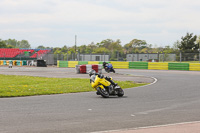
57,61,200,71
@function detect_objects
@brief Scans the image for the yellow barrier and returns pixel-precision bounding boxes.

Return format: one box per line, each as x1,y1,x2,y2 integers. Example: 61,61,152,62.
13,60,17,66
6,61,9,65
0,60,3,65
68,61,78,68
110,61,129,69
88,61,99,65
189,63,200,71
57,61,60,67
148,62,168,70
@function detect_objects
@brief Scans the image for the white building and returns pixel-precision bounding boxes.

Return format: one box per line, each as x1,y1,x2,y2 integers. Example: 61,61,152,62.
78,54,109,61
126,53,176,62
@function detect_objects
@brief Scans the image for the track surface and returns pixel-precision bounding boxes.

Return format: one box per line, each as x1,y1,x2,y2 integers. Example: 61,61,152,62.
0,67,200,133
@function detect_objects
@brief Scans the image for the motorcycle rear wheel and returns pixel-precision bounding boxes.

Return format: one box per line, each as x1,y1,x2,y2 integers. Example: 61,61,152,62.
97,87,109,98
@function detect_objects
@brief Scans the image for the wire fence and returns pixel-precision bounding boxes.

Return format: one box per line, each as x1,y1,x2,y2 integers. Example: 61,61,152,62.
44,52,200,65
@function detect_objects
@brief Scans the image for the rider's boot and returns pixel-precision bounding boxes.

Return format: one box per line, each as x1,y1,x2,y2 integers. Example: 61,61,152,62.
109,80,118,87
96,91,100,95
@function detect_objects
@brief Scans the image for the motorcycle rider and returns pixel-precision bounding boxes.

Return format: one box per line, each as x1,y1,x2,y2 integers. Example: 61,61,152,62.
103,62,108,68
88,69,118,94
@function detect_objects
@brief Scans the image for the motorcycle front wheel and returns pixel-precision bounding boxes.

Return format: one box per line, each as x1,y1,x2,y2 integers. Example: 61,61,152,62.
97,87,109,98
117,88,124,97
112,69,115,73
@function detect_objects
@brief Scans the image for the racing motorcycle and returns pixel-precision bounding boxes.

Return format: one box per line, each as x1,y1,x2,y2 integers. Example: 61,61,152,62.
89,71,124,98
103,62,115,73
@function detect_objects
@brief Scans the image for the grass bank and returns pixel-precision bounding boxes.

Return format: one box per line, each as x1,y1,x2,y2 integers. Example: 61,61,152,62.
0,74,147,97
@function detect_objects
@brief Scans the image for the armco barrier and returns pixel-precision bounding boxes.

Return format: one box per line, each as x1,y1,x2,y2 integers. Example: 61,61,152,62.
68,61,78,68
99,61,110,64
58,61,68,68
129,62,148,69
148,62,168,70
110,61,129,69
168,63,189,71
78,61,88,65
189,63,200,71
57,61,200,72
88,61,99,65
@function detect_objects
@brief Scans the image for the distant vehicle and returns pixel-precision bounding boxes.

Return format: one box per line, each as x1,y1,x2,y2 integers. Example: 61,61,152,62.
103,62,115,73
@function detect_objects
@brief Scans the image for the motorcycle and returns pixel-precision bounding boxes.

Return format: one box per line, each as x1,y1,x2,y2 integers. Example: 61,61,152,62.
103,63,115,73
90,74,124,98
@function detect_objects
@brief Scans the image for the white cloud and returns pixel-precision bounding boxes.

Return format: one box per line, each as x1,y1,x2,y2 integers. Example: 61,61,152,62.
0,0,200,47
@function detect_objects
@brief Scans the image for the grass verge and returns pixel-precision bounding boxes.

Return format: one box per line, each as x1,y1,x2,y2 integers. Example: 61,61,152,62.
0,74,148,97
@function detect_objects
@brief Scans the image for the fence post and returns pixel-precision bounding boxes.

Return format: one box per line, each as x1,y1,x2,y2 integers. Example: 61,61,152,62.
78,51,80,61
198,49,200,63
90,53,91,61
180,51,182,62
132,53,134,61
163,52,164,62
104,52,105,62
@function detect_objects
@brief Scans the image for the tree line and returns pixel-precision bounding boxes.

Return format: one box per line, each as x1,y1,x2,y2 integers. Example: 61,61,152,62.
1,33,200,56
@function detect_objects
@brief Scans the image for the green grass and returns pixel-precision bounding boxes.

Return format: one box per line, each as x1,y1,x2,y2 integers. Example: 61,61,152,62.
0,74,147,97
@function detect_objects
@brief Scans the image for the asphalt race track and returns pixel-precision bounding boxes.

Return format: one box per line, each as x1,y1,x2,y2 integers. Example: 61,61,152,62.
0,66,200,133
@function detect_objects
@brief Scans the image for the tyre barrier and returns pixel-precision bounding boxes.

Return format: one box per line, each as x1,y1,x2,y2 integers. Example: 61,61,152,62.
75,64,102,74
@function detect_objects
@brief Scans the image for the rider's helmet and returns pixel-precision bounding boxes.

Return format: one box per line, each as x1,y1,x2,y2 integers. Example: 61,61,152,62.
103,62,106,66
88,69,96,77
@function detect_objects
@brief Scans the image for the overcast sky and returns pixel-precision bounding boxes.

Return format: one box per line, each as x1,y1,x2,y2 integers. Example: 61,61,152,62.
0,0,200,48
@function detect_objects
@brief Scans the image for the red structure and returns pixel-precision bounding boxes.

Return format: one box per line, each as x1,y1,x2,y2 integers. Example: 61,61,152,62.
30,50,50,58
0,48,50,58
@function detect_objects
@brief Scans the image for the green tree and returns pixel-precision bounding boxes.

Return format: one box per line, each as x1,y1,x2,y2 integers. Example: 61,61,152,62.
87,42,97,53
195,35,200,49
97,39,113,49
5,39,18,47
124,39,147,53
36,45,46,49
0,39,7,48
93,47,110,53
17,40,31,48
163,45,174,53
179,32,198,52
173,40,181,51
108,39,122,52
78,45,87,53
61,45,68,53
